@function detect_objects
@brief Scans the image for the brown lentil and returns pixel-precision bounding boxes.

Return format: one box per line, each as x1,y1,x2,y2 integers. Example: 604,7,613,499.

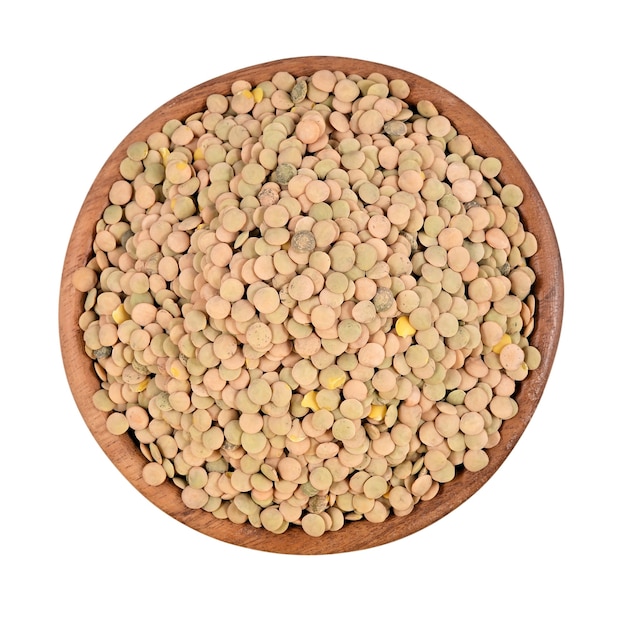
74,67,542,538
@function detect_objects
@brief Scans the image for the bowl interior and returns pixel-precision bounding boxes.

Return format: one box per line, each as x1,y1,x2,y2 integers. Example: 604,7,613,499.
59,56,563,554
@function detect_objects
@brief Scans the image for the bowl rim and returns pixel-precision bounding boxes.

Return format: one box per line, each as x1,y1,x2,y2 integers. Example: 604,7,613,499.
59,55,564,554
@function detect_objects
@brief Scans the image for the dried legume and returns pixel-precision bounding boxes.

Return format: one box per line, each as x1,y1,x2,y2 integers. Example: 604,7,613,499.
75,67,542,537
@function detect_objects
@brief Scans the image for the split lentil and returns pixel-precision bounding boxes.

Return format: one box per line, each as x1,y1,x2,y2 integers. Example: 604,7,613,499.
74,68,542,537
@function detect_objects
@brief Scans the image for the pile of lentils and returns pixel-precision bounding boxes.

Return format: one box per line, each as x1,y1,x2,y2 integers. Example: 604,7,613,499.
72,69,541,538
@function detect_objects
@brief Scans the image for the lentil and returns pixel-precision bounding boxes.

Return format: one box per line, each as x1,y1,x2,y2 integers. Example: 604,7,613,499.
74,68,542,537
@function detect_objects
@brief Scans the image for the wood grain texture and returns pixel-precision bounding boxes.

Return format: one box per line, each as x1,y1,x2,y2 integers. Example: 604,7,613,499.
59,56,564,554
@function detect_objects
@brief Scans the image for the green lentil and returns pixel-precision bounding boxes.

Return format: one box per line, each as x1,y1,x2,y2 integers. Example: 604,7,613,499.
74,67,542,538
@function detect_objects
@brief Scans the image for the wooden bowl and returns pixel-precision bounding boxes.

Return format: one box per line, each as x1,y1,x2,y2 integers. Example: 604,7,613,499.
59,56,563,554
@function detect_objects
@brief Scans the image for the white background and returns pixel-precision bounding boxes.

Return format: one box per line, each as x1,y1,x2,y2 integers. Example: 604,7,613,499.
3,1,623,624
